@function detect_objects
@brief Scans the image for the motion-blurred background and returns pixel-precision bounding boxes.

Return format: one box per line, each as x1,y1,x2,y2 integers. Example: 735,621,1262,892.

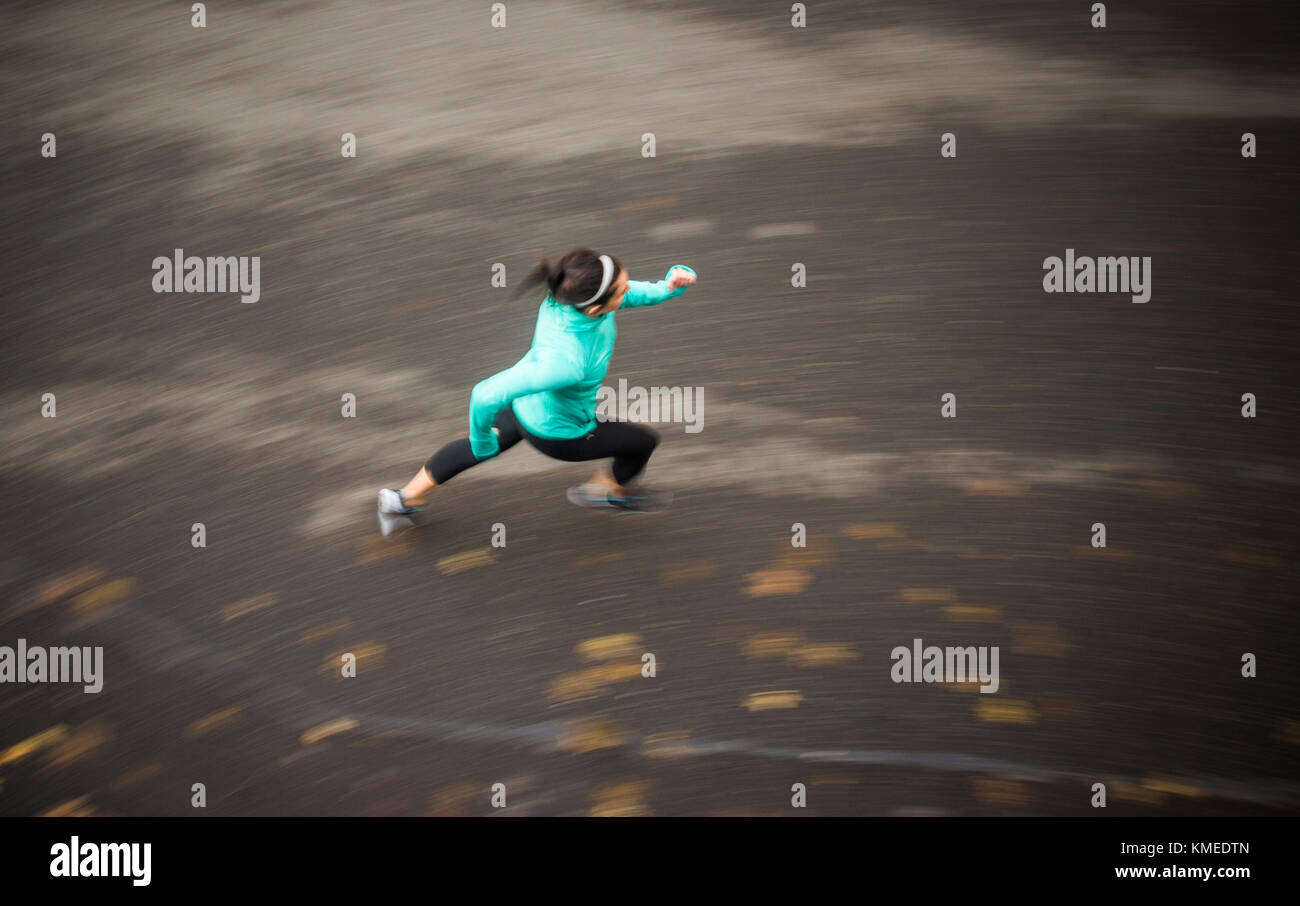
1,0,1297,815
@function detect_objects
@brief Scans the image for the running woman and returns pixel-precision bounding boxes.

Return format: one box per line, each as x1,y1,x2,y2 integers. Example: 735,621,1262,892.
378,248,697,536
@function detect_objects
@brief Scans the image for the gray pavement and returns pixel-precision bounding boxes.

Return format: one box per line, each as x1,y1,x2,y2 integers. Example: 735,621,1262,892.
0,0,1297,816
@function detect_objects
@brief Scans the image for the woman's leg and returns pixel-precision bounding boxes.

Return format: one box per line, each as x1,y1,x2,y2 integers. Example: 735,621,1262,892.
524,421,660,496
397,408,525,507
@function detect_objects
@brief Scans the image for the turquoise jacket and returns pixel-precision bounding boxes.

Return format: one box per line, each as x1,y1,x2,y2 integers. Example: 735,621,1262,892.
468,265,696,458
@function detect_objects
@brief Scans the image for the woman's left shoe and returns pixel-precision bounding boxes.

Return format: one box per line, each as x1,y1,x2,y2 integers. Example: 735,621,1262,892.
377,488,421,537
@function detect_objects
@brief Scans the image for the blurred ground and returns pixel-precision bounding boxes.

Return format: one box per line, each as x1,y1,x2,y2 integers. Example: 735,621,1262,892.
0,0,1298,815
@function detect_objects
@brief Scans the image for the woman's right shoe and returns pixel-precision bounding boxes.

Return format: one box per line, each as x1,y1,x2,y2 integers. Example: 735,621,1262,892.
567,484,672,512
566,483,617,508
607,486,672,513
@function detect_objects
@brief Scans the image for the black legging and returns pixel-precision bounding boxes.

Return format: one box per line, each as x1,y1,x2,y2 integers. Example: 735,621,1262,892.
426,407,660,486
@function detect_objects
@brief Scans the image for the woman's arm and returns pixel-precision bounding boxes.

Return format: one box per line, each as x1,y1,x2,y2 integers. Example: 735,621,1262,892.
620,265,697,309
468,348,582,458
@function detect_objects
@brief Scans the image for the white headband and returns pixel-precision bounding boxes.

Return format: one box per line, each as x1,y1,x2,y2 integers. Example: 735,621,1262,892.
576,255,615,308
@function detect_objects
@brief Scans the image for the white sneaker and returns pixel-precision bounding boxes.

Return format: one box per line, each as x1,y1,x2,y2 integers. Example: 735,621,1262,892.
377,488,419,537
566,483,616,508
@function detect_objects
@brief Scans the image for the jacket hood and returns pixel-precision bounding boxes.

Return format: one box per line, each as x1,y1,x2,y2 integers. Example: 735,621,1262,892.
545,295,608,332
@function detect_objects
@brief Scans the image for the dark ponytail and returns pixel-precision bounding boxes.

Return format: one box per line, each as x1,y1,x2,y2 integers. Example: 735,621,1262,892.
515,248,623,308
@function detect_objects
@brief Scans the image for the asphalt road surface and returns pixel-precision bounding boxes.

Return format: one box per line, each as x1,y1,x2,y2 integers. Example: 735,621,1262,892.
1,0,1297,816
